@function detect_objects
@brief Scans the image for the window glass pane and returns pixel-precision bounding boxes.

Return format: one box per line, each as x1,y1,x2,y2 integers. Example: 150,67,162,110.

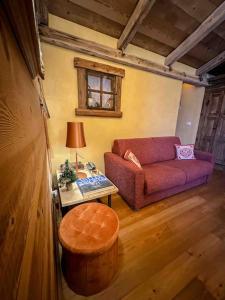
87,92,100,108
88,74,100,90
102,93,114,109
102,76,113,92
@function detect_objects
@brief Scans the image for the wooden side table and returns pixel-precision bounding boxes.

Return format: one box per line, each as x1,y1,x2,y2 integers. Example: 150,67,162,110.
57,167,118,211
59,203,119,296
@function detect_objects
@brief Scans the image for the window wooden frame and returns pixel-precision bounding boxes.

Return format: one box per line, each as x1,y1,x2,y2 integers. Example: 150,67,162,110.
74,57,124,117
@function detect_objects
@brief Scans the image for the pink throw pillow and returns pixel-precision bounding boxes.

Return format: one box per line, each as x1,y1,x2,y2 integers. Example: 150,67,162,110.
175,144,196,160
124,149,142,169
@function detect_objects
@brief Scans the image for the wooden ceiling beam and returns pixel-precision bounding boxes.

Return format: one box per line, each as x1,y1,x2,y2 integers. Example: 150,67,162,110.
196,50,225,76
165,1,225,66
117,0,156,51
69,0,129,25
39,25,208,87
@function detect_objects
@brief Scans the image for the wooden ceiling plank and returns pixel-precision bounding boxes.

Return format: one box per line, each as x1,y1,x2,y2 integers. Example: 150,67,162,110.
170,0,225,41
165,1,225,66
188,41,223,64
171,0,216,21
196,50,225,75
49,1,123,38
117,0,156,50
39,25,208,87
215,20,225,37
69,0,130,26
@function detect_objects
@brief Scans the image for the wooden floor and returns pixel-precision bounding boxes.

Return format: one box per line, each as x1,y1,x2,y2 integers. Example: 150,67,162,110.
62,170,225,300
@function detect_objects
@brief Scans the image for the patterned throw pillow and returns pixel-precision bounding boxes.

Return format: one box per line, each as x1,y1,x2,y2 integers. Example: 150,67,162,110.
124,149,142,169
175,144,196,160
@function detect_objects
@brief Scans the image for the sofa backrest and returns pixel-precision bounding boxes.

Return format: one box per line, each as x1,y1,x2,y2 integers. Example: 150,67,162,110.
112,136,181,165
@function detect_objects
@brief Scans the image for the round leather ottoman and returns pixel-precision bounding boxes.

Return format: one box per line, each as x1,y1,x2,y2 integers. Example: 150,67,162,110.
59,203,119,296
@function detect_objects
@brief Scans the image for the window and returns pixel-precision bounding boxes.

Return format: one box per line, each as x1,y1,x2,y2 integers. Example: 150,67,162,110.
87,71,115,110
74,58,124,117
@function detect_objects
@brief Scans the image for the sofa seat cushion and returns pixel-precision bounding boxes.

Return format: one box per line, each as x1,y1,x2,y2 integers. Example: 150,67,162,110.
143,164,186,194
157,159,213,183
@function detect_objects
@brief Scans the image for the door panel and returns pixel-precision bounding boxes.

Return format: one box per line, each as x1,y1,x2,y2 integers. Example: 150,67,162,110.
204,117,217,138
208,92,223,115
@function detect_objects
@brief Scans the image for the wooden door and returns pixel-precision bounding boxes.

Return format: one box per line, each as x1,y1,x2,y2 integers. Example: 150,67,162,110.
196,87,225,165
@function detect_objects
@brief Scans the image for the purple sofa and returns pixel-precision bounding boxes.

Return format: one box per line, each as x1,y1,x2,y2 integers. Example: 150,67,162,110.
104,136,214,210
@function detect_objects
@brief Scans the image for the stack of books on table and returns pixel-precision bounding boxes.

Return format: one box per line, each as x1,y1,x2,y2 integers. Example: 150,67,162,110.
76,175,115,200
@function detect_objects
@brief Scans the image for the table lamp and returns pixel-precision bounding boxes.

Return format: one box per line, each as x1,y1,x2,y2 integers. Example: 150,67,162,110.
66,122,87,178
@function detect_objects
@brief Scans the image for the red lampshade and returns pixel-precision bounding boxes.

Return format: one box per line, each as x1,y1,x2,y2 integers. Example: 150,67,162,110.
66,122,86,148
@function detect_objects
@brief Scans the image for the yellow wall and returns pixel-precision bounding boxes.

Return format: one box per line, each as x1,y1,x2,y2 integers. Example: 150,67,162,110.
42,15,199,172
175,84,205,144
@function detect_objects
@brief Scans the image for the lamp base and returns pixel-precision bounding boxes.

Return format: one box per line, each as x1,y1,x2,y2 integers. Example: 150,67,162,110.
77,172,87,179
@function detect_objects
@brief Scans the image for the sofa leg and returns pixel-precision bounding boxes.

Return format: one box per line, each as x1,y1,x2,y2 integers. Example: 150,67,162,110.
134,207,140,212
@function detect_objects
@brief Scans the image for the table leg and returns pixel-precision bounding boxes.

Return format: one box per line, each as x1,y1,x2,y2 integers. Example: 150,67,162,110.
108,195,112,207
97,198,102,203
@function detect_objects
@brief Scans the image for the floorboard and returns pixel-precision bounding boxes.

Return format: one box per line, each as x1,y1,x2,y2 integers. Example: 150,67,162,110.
62,170,225,300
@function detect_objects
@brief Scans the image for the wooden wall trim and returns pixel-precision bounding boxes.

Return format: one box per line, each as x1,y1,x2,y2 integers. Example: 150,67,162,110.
39,25,208,87
74,57,125,77
75,108,122,118
165,1,225,66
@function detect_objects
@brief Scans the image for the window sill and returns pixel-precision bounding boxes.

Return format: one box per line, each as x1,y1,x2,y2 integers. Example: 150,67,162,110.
75,108,122,118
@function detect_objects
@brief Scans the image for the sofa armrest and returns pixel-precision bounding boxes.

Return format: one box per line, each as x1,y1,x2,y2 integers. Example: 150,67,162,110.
104,152,145,209
194,150,214,164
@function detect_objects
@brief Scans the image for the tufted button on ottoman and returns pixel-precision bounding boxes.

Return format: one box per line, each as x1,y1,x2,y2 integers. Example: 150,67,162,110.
59,203,119,296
